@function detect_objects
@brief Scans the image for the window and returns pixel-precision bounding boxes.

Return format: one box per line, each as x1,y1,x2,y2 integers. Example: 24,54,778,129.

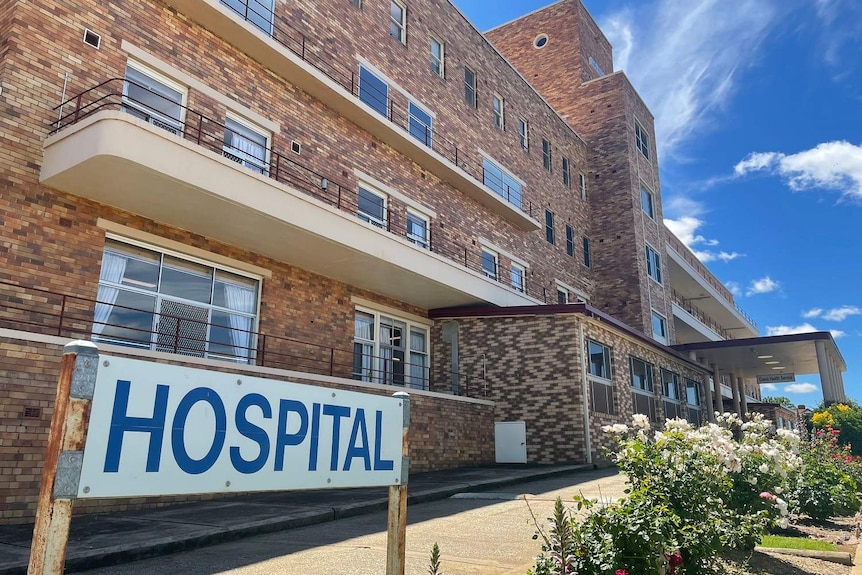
482,157,522,208
510,263,526,293
661,369,684,419
481,248,498,280
406,210,429,249
493,94,504,130
557,288,568,304
359,65,389,117
685,378,702,424
588,341,613,414
518,118,529,150
408,102,432,147
545,210,555,244
353,309,429,389
357,185,387,229
562,157,570,187
350,0,362,7
464,67,477,107
221,0,274,35
94,238,259,363
588,56,605,77
565,224,574,257
635,120,650,159
430,37,444,77
542,138,551,172
122,62,186,135
631,356,656,421
641,184,654,218
223,116,269,175
578,173,587,200
652,311,668,345
645,244,662,283
583,237,591,267
390,0,406,44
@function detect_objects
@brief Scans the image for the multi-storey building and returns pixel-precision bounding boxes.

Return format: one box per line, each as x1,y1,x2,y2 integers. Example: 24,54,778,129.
0,0,846,523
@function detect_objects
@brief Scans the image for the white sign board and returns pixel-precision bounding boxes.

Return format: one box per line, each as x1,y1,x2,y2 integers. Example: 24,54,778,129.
757,373,796,385
77,356,404,499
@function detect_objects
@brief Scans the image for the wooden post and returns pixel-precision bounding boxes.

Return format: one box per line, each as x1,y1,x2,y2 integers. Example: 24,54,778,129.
385,392,410,575
27,341,98,575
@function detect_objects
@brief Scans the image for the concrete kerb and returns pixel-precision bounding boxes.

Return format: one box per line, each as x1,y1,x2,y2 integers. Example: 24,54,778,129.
0,464,594,575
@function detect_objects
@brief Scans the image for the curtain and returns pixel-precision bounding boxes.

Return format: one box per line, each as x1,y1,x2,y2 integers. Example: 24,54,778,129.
232,132,265,163
93,252,127,336
224,283,256,362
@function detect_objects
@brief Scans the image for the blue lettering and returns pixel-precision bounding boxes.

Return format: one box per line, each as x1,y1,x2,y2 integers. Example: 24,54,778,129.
171,387,227,475
344,408,371,471
104,380,168,473
308,402,321,472
230,393,271,474
374,410,394,471
323,404,350,472
274,399,308,471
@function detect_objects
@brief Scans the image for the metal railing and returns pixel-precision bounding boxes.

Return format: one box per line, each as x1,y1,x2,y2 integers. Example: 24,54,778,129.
669,288,734,340
207,0,537,218
0,279,486,397
51,79,557,304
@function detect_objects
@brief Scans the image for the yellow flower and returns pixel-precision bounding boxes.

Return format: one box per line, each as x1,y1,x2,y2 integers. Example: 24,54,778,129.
836,404,850,412
812,411,835,428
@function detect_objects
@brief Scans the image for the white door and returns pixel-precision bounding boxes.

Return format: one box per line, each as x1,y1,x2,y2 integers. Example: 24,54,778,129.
495,421,527,464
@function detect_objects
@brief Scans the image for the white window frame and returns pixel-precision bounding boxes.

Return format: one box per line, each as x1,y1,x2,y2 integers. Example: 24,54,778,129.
510,262,526,293
518,118,529,150
358,64,390,117
357,183,388,229
557,288,569,304
481,247,498,280
123,60,188,134
651,310,668,345
390,0,407,44
223,113,271,175
430,36,444,78
635,120,650,159
493,94,504,130
645,243,662,284
641,183,655,219
579,173,587,200
406,209,430,249
353,305,430,389
408,101,433,147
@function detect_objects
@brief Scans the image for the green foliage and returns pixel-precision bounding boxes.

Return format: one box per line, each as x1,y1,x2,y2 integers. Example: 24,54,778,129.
792,427,861,519
427,542,442,575
759,535,837,551
810,402,862,456
762,396,796,410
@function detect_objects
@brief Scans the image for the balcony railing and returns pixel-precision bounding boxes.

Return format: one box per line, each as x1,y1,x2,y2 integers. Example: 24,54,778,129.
193,0,537,217
666,234,756,328
0,279,488,398
670,288,735,340
50,79,557,303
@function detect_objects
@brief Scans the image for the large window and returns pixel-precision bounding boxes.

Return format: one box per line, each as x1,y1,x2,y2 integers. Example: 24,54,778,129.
123,62,186,135
588,340,614,414
464,67,477,107
223,115,269,175
646,244,662,283
390,0,406,44
631,356,656,421
482,158,522,208
94,238,259,363
635,120,650,159
353,309,429,389
357,185,387,229
220,0,274,35
408,102,433,147
430,37,444,77
359,65,389,117
652,311,668,345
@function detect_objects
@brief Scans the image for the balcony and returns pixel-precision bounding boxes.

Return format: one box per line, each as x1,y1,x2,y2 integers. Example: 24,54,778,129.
41,80,550,310
158,0,540,230
0,280,488,398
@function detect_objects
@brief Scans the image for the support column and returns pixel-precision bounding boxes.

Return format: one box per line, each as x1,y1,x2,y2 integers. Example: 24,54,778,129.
738,377,748,418
837,369,847,403
729,371,741,416
711,363,723,416
816,340,837,405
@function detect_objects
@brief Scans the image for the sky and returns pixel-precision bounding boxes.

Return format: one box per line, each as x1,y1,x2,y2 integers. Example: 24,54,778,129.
455,0,862,409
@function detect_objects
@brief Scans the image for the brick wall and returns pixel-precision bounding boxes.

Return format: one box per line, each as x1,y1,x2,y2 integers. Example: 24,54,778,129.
0,333,495,524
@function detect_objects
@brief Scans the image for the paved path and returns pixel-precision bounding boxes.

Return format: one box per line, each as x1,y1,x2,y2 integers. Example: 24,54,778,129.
75,468,627,575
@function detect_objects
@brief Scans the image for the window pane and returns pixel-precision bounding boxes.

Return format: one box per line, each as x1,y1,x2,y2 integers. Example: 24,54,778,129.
355,311,375,341
160,256,213,304
223,117,268,173
95,290,156,347
482,158,522,208
631,358,653,391
358,187,386,227
103,240,160,290
511,266,524,292
481,250,497,279
408,103,432,146
210,310,254,362
464,68,476,106
213,270,258,312
407,213,428,248
359,66,388,116
588,341,610,379
124,66,183,128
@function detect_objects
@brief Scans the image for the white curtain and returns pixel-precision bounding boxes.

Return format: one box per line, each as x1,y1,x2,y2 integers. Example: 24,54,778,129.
93,253,127,336
224,283,256,362
232,132,265,163
409,329,427,389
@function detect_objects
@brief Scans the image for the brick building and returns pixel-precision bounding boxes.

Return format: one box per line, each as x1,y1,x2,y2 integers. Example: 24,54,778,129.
0,0,847,522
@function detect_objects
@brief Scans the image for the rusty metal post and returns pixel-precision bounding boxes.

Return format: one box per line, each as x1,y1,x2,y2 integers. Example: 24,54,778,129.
385,392,410,575
27,341,98,575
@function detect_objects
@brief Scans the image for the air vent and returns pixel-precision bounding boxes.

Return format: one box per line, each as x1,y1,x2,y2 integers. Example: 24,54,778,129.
83,29,101,49
291,140,301,154
23,406,41,419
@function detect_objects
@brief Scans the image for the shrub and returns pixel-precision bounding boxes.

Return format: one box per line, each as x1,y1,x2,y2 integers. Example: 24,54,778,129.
791,427,860,519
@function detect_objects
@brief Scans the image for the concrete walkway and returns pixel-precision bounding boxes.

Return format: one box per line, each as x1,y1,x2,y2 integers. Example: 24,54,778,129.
0,464,595,575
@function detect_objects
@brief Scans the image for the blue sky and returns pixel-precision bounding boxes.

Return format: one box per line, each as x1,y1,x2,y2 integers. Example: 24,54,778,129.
456,0,862,408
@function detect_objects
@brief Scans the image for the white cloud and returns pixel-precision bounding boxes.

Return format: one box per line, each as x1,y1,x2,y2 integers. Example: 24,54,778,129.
725,281,742,297
760,383,779,392
802,308,824,319
831,329,847,339
747,276,779,296
822,305,862,322
813,0,862,70
734,141,862,200
664,215,744,264
785,383,819,394
601,0,784,159
765,323,844,339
